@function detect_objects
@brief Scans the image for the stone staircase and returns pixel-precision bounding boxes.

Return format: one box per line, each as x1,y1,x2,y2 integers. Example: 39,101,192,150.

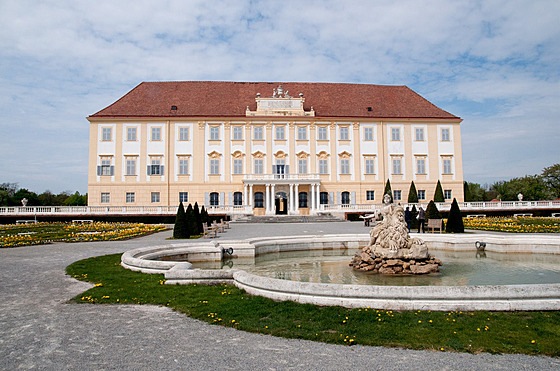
232,213,344,224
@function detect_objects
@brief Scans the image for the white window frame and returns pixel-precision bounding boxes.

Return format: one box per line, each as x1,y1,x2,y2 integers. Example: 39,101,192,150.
418,190,426,201
126,192,135,203
210,159,220,175
149,158,163,176
364,127,373,141
102,128,112,142
441,128,451,142
318,159,328,174
126,158,136,176
298,158,308,174
365,159,375,174
393,190,402,201
100,158,112,176
339,126,349,140
443,158,452,174
275,126,285,140
297,126,307,140
253,126,263,140
317,126,328,141
179,127,189,141
210,126,220,141
151,192,160,203
415,128,424,141
232,126,243,140
340,159,350,175
100,193,110,203
391,127,400,141
151,127,161,141
233,159,243,175
366,190,375,201
179,192,188,203
444,190,452,199
392,158,402,175
127,127,137,141
178,158,189,175
254,159,263,174
416,158,426,175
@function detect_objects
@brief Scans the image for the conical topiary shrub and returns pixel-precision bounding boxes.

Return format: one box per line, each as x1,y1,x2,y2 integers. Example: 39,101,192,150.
434,180,445,202
186,203,197,237
194,202,203,234
173,202,188,239
426,200,442,219
445,198,464,233
383,180,393,203
408,181,418,203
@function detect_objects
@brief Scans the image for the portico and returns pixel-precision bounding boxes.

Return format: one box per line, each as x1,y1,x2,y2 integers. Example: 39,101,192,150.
243,174,321,215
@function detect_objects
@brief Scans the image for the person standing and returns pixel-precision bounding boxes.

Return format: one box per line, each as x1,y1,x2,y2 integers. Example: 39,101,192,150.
404,206,411,232
417,206,426,233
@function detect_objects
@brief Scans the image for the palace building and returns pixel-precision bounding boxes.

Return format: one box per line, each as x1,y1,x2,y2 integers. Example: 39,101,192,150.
87,81,463,215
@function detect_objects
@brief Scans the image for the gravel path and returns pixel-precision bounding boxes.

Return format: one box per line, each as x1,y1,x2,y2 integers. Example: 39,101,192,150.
1,223,559,370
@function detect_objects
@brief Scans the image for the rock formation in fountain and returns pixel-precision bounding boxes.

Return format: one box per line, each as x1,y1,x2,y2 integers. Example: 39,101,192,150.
351,194,442,274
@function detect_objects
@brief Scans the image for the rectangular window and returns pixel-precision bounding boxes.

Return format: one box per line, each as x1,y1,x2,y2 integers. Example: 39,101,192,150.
418,190,426,201
179,127,189,141
339,126,349,140
366,190,375,201
340,159,350,175
151,127,161,141
415,128,424,141
102,128,112,141
317,126,328,140
392,158,402,174
233,159,243,174
297,126,307,140
148,159,163,176
416,158,426,174
393,190,402,201
441,128,450,141
210,159,220,175
126,192,135,203
444,190,452,199
151,192,160,203
365,159,375,174
253,126,263,140
100,193,110,203
127,127,137,141
254,159,263,174
364,127,373,141
232,126,243,140
210,126,220,141
298,158,308,174
275,126,285,140
391,127,400,141
100,158,112,176
443,159,452,174
126,158,136,176
318,159,328,174
178,158,189,175
179,192,188,203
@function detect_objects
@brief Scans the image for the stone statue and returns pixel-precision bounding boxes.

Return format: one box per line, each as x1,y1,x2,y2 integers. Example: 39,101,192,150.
351,193,441,274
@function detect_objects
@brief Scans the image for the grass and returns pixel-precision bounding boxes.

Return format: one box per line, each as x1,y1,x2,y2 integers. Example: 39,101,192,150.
0,222,167,247
67,254,560,356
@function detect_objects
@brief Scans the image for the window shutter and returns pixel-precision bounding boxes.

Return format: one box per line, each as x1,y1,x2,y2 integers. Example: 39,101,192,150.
97,166,101,176
220,192,225,206
160,165,164,176
110,166,115,176
351,191,356,204
337,192,341,205
147,165,152,176
329,192,334,205
204,192,209,206
272,165,277,174
228,192,233,206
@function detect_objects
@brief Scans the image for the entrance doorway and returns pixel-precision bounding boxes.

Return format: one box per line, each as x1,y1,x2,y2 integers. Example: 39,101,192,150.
275,192,288,215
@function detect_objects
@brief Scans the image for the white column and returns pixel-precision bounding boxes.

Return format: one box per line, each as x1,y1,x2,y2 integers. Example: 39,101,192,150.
271,184,275,214
244,184,248,206
249,184,253,207
265,184,270,214
295,184,299,212
289,184,294,214
311,184,316,212
316,183,321,210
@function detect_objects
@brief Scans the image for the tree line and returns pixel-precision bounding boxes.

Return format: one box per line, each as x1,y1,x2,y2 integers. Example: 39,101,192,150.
0,183,87,206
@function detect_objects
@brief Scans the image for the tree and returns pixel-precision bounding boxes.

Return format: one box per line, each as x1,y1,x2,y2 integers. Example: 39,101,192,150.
491,175,552,201
0,189,9,206
433,180,444,203
186,203,198,237
426,200,441,220
194,202,203,234
383,180,393,203
542,163,560,198
407,181,418,203
13,189,40,206
0,183,18,197
464,182,490,201
463,182,471,202
173,202,189,239
63,191,87,206
445,198,464,233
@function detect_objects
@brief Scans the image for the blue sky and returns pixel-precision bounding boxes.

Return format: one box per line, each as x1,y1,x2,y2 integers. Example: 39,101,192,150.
1,0,559,194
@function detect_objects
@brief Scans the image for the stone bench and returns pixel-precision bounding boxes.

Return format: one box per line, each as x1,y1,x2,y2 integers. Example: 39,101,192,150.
16,220,37,224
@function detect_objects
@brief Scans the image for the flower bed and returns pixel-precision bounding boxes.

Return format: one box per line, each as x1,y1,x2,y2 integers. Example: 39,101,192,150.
463,216,560,233
0,222,167,248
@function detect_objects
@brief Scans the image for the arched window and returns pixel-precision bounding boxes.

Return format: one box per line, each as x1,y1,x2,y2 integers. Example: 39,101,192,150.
210,192,219,206
233,192,243,206
320,192,329,205
254,192,264,208
299,192,308,208
341,191,350,205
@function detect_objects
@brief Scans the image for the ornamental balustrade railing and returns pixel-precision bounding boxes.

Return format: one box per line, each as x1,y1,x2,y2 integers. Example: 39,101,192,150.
243,173,321,181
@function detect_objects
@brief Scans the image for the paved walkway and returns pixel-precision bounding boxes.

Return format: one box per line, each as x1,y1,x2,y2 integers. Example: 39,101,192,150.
1,223,559,370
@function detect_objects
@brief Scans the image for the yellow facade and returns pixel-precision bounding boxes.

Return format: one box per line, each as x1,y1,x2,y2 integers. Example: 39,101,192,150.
88,82,463,214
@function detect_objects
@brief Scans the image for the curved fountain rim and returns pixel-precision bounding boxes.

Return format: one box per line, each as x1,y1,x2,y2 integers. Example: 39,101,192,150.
121,233,560,311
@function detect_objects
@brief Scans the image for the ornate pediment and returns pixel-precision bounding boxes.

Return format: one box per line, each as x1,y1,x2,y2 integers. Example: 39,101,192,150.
246,85,315,117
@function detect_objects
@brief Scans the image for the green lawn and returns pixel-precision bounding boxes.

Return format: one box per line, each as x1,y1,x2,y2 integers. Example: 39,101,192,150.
67,254,560,356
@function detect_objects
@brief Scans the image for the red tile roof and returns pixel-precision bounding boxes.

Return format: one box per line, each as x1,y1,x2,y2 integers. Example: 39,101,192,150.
89,81,460,120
